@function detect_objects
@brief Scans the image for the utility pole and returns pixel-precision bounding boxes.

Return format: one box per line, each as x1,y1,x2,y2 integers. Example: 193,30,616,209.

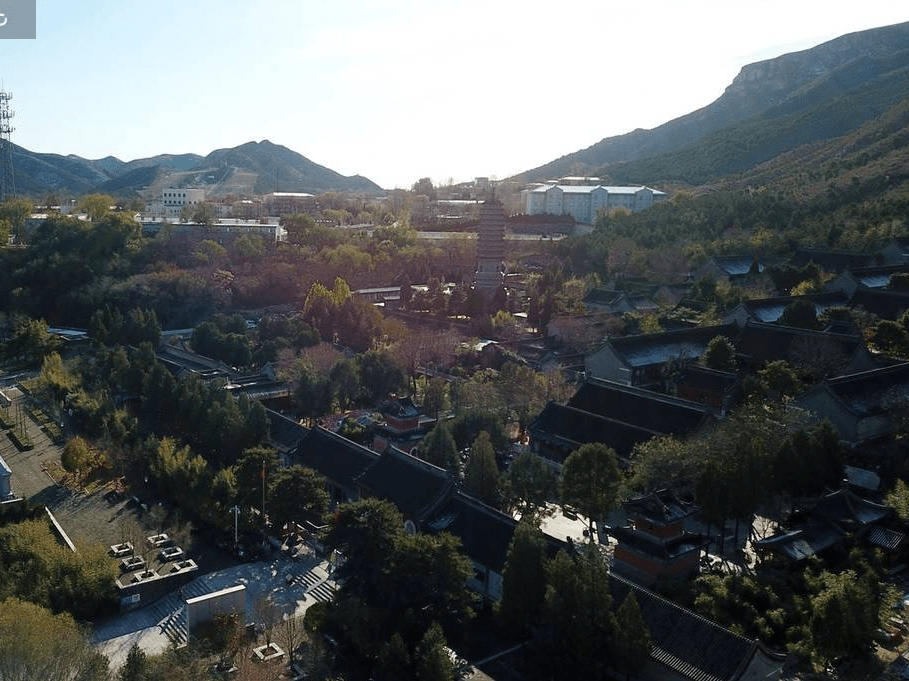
261,458,267,528
230,505,240,548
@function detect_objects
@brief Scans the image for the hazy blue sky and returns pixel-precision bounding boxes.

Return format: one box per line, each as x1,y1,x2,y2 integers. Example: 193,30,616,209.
1,1,907,189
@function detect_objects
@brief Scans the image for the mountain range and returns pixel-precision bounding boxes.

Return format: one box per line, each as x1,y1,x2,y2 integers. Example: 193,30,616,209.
10,139,382,199
7,20,909,201
513,20,909,189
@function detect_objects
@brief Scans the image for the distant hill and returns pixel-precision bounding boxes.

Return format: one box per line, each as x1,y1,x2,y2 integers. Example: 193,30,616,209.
9,139,381,199
513,21,909,184
184,139,382,195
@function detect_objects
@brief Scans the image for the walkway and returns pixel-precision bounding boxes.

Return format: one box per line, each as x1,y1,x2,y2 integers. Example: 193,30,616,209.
93,551,336,672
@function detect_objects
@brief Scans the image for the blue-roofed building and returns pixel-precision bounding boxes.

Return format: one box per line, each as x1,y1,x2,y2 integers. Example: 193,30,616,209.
796,362,909,446
825,263,909,297
723,292,849,326
694,255,763,283
585,324,737,387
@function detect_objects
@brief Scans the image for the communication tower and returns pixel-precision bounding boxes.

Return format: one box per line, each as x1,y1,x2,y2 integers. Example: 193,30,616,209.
0,89,15,201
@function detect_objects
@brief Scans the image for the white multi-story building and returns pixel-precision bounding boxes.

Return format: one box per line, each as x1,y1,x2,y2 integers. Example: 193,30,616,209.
161,187,206,219
522,183,666,224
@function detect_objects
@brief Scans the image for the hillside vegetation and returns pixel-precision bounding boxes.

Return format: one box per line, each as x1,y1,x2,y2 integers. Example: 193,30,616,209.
514,21,909,184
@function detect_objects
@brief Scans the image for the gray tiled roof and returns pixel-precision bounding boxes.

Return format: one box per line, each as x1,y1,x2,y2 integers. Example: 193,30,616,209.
569,378,710,434
290,426,379,490
355,448,451,519
609,574,770,681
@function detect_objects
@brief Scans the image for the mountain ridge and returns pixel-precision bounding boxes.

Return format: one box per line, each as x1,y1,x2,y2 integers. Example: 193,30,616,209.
9,139,381,198
512,20,909,183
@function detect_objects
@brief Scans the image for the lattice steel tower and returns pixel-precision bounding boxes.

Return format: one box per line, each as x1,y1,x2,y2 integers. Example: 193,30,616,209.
0,89,14,201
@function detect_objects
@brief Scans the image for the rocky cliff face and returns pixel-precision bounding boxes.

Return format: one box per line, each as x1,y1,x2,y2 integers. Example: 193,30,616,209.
722,21,909,111
515,20,909,182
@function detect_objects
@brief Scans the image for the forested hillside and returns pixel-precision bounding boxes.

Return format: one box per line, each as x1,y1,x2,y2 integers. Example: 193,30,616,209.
514,20,909,184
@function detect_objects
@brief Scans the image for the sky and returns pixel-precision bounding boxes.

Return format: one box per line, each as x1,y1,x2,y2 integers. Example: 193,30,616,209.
1,1,907,190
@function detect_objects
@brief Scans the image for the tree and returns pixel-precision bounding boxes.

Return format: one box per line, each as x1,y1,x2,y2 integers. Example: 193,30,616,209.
149,438,212,517
0,598,109,681
276,613,306,671
233,446,281,514
78,193,114,221
613,592,652,680
0,520,116,619
191,202,216,226
193,238,226,265
772,423,842,498
422,377,448,420
419,423,459,472
282,212,317,245
233,233,265,260
399,274,413,310
377,632,412,680
39,351,76,401
143,643,210,681
758,360,801,399
779,298,818,329
324,499,473,662
539,545,614,679
702,335,736,372
61,436,93,481
0,196,34,235
809,570,877,663
119,643,148,681
464,431,500,505
496,362,564,436
496,521,547,635
324,499,404,601
359,350,405,404
450,411,508,452
387,530,474,631
294,361,329,423
873,319,909,358
414,622,454,681
4,317,61,366
886,479,909,524
268,465,329,533
412,177,437,201
328,357,360,408
504,451,558,520
560,443,620,541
